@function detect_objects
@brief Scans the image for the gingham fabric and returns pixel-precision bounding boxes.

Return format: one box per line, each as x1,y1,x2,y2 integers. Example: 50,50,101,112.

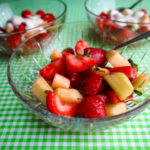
0,0,150,149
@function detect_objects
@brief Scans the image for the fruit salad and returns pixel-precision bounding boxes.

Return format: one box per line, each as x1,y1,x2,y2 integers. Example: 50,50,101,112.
96,8,150,44
30,40,149,118
0,10,56,51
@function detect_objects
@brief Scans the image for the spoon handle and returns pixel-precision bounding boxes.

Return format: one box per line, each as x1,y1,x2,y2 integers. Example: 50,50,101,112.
114,31,150,50
129,0,143,9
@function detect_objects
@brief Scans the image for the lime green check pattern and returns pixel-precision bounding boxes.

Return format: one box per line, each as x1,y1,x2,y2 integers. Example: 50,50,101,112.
0,0,150,149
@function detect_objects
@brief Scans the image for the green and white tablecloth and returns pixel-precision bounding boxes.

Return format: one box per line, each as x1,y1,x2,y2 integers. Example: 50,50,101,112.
0,0,150,149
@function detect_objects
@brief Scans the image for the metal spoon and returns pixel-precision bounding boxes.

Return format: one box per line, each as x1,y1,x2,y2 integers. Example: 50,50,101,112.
118,0,143,12
114,30,150,50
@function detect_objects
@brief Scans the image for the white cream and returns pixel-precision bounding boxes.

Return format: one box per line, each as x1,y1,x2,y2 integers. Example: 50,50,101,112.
11,16,25,27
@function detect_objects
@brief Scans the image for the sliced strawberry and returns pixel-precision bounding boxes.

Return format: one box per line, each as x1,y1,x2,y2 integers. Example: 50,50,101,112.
65,52,95,72
130,68,137,80
81,67,99,77
7,34,22,49
109,66,132,78
105,89,123,103
42,13,55,22
136,26,149,34
40,57,65,80
75,40,89,55
140,9,147,14
36,10,45,18
47,91,77,117
62,47,74,55
35,32,51,42
25,39,38,50
84,47,107,66
77,95,107,118
0,27,6,33
81,74,103,95
22,10,33,18
18,23,26,32
127,93,133,99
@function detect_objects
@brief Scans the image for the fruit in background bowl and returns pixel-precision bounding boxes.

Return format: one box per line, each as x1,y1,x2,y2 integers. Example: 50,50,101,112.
30,40,149,118
96,8,150,44
0,9,56,53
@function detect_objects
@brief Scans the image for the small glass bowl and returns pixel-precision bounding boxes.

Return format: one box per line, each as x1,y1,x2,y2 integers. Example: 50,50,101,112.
7,22,150,132
85,0,150,45
0,0,66,55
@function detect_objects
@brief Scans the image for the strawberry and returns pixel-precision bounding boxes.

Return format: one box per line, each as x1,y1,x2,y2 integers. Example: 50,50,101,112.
22,10,33,18
40,57,65,80
81,67,99,77
35,32,51,42
0,27,6,33
42,13,55,22
62,47,74,55
136,26,149,34
36,10,45,18
140,9,147,14
109,66,132,78
47,91,78,117
75,40,89,55
84,47,107,66
25,39,38,50
130,68,137,80
7,34,22,48
81,74,103,95
65,52,95,72
105,89,123,103
77,95,107,118
18,23,26,32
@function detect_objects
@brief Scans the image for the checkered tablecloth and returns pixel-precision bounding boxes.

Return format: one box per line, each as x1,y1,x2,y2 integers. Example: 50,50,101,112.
0,0,150,149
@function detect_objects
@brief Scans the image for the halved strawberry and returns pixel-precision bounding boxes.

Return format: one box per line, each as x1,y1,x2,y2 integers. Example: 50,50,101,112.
109,66,132,78
75,40,89,55
84,47,107,66
22,10,33,18
18,23,26,32
140,9,147,14
65,52,95,72
136,26,149,34
0,27,6,33
40,57,65,80
47,91,78,117
77,95,107,118
7,34,22,48
105,89,123,103
81,74,103,95
81,67,99,77
42,13,55,22
36,10,45,18
62,47,74,55
35,32,51,42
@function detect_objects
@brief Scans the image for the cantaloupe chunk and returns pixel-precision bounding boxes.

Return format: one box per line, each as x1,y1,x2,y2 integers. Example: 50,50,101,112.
30,76,53,105
55,88,83,104
105,102,127,116
51,74,70,89
106,50,131,67
50,49,62,61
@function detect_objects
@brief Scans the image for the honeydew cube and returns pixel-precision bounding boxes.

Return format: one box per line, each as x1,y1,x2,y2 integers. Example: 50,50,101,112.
132,73,149,92
105,102,127,116
106,50,131,67
30,76,53,105
51,73,70,89
50,49,62,61
55,88,83,104
104,72,134,100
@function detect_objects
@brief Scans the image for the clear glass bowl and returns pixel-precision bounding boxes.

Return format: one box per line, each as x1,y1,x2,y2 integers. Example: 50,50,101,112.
7,22,150,132
0,0,66,55
85,0,150,45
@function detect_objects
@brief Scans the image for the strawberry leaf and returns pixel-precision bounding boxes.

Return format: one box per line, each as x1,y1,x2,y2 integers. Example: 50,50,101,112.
128,58,138,71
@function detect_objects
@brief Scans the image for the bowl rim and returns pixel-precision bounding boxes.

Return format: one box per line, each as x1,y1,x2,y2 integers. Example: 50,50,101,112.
84,0,150,25
7,21,150,123
0,0,67,36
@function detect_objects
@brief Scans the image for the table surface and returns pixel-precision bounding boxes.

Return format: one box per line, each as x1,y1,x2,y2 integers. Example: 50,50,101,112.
0,0,150,149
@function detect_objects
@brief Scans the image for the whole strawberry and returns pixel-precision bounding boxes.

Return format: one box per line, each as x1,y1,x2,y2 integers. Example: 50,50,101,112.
77,95,107,118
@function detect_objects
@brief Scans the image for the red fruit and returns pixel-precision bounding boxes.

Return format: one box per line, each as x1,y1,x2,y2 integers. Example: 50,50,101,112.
22,10,33,18
140,9,147,14
62,47,74,55
81,74,103,95
36,10,45,18
65,52,95,72
77,95,107,118
136,26,149,34
42,13,55,22
81,67,99,77
127,93,133,99
35,32,51,42
47,91,77,117
0,27,6,32
131,68,137,80
7,34,22,48
109,66,132,78
18,23,26,32
75,40,89,55
84,47,107,66
40,57,65,80
25,39,38,50
105,89,123,103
